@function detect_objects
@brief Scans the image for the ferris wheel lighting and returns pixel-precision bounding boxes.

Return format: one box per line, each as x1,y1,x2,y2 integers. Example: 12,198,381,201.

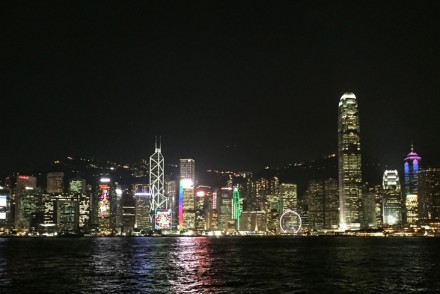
280,209,302,234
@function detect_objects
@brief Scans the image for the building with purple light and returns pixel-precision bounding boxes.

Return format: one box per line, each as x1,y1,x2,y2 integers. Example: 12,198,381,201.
403,146,421,224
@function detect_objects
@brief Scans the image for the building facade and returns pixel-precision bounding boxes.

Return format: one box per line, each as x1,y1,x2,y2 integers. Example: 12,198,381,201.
418,168,440,220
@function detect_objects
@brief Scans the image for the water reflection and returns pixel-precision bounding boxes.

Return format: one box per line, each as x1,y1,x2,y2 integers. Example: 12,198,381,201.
0,237,439,293
169,237,214,293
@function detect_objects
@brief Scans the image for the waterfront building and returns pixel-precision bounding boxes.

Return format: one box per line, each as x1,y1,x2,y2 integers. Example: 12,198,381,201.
134,184,150,232
179,159,195,230
150,141,169,230
0,185,9,230
406,194,418,224
240,211,266,234
218,187,232,230
195,186,212,232
307,180,324,231
180,179,195,230
14,175,37,231
265,194,279,234
210,189,219,231
404,146,421,224
232,187,242,231
121,190,136,235
96,177,117,236
362,191,377,228
307,179,339,230
418,168,440,220
382,170,402,226
165,180,177,230
324,178,339,229
338,92,362,230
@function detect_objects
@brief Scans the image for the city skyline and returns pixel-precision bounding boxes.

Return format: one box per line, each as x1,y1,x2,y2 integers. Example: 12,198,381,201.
2,2,439,174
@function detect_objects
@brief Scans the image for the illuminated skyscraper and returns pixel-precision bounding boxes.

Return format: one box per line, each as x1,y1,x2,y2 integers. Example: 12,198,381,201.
232,187,242,231
404,146,421,195
179,159,195,230
149,139,169,230
97,178,113,235
403,146,421,224
382,170,402,226
338,92,362,230
180,179,195,230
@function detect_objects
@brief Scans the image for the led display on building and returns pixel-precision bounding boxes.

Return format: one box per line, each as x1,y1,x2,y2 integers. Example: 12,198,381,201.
99,184,110,218
155,209,172,230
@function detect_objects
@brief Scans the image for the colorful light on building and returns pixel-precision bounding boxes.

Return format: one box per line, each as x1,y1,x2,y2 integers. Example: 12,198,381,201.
155,209,172,230
98,185,110,218
232,187,242,230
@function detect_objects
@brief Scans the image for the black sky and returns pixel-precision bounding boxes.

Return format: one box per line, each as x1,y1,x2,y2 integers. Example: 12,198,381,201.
1,1,440,175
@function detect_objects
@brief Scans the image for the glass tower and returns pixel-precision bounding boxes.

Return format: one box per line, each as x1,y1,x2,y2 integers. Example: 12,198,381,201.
338,92,362,230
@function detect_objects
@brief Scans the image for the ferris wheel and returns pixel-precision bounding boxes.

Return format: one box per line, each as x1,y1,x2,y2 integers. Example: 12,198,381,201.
280,209,302,234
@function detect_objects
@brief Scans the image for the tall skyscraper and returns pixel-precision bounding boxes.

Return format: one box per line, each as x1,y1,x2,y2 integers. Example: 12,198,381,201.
149,139,169,230
338,92,362,230
382,170,402,226
403,146,421,224
404,145,421,196
178,159,196,230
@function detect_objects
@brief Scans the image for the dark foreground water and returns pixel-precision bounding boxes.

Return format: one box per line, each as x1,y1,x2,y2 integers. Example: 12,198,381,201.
1,237,440,293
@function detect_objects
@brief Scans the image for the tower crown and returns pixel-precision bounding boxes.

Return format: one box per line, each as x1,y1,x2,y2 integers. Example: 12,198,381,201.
339,92,357,107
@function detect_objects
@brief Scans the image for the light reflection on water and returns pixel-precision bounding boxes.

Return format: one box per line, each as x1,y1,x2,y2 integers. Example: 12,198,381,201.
1,237,440,293
169,237,215,293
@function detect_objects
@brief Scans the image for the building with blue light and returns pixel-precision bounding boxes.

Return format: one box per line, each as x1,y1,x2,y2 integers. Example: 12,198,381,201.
403,146,421,224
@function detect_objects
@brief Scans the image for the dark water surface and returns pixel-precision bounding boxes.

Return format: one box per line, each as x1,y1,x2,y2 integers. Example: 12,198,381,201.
1,237,439,293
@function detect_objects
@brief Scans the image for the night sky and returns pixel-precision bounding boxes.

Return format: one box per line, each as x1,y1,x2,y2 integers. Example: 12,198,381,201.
1,1,440,175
